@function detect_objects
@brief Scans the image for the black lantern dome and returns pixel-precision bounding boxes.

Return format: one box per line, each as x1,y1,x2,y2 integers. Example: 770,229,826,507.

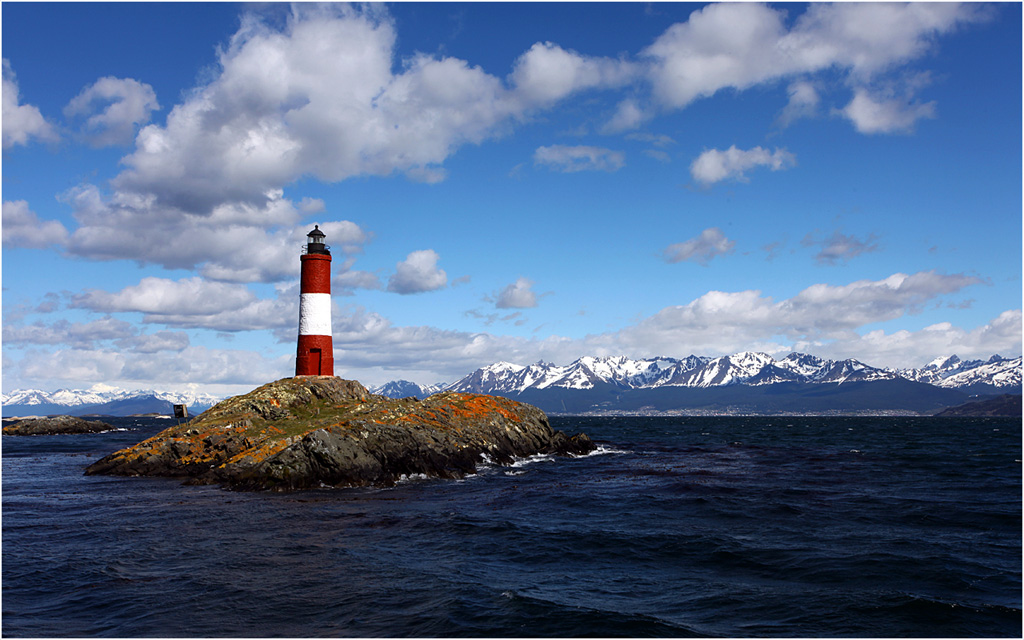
306,225,329,255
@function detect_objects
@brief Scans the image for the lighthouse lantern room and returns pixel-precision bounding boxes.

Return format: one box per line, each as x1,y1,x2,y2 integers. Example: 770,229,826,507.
306,225,327,253
295,225,334,377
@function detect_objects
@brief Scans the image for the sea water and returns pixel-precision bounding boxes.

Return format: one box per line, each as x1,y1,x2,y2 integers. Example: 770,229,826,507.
2,415,1020,637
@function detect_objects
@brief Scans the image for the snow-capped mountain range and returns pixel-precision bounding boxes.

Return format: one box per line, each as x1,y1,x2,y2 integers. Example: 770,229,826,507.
896,354,1022,389
368,352,1019,415
372,352,1020,398
444,352,899,393
2,385,221,418
4,352,1018,417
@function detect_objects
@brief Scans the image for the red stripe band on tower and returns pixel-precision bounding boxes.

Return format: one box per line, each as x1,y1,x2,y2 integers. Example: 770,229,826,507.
300,253,332,294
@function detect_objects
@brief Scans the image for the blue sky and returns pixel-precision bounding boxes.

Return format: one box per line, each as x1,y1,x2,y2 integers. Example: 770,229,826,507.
2,2,1021,396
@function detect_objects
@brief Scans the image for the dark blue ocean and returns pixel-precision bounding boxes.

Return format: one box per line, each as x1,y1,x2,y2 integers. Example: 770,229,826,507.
3,415,1020,637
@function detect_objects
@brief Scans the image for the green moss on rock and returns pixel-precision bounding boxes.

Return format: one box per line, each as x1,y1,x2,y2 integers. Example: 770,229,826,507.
85,376,594,491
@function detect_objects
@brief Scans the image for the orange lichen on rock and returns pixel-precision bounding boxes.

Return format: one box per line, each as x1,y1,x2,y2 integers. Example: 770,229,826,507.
85,376,593,491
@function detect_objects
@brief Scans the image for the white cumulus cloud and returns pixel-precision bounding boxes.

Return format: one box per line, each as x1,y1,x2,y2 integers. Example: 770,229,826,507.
115,331,191,354
2,59,58,149
496,277,538,309
12,345,292,391
64,76,160,147
68,276,303,332
602,98,649,134
508,41,635,107
838,87,936,134
63,184,371,283
777,80,820,127
534,145,625,173
642,2,985,112
3,316,136,350
71,276,258,315
690,145,795,185
387,250,448,294
802,230,881,265
54,2,987,283
2,200,69,249
611,270,988,359
663,227,736,266
799,309,1022,368
109,5,527,215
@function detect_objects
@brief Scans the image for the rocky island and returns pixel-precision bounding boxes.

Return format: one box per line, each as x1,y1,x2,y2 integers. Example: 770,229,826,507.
85,376,594,491
933,393,1022,417
3,415,116,436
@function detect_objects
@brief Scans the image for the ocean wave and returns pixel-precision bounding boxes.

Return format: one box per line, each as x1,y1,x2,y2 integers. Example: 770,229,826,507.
477,451,558,470
497,589,704,637
510,452,557,467
477,445,629,471
573,443,631,457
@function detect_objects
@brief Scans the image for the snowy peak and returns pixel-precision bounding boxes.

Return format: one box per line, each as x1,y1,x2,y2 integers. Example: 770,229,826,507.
370,380,445,399
1,389,55,406
553,356,670,390
446,355,691,393
932,356,1021,389
777,353,827,377
899,354,988,385
720,352,778,385
776,353,896,384
673,352,782,387
446,361,527,393
2,385,221,417
925,355,962,371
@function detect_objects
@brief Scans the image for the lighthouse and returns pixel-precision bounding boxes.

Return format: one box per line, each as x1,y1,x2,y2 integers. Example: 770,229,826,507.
295,225,334,377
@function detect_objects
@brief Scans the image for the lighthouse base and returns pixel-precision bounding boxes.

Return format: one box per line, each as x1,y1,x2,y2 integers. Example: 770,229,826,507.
296,334,334,376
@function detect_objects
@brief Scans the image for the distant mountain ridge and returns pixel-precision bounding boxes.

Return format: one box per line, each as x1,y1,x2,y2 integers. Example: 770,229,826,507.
368,380,447,400
896,354,1021,389
371,352,1021,415
5,352,1019,417
2,386,220,418
442,352,905,394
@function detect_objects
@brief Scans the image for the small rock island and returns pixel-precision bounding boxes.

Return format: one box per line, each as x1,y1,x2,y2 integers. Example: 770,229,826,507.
86,376,594,491
3,415,116,436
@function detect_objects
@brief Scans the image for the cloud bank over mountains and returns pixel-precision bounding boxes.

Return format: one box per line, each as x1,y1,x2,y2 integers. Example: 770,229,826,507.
5,267,1017,392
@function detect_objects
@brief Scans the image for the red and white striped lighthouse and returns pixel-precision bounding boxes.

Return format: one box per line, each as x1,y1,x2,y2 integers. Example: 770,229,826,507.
295,225,334,377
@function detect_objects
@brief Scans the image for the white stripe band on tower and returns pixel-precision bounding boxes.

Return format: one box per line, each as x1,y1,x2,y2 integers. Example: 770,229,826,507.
298,293,332,336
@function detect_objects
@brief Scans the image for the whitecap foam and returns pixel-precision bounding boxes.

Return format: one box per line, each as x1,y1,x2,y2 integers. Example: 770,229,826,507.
397,472,430,484
571,444,631,457
510,453,557,467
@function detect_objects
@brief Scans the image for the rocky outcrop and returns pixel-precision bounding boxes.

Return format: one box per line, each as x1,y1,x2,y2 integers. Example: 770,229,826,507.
3,415,116,436
85,376,594,491
933,394,1022,417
